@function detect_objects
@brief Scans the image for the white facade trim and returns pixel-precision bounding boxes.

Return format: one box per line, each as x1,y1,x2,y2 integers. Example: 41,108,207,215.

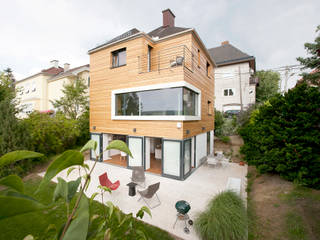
111,81,201,121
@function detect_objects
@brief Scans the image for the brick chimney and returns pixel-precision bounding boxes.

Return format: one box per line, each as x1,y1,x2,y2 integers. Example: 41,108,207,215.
50,60,59,68
162,9,175,27
64,63,70,72
221,41,229,46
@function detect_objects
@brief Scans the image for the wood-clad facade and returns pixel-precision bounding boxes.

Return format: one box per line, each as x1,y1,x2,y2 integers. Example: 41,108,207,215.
89,10,215,180
89,32,214,139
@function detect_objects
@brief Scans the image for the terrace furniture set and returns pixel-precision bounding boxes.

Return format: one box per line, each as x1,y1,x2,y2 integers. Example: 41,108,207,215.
98,166,161,209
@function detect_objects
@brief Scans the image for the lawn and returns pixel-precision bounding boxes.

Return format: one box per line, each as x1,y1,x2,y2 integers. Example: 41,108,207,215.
247,166,320,240
0,176,174,240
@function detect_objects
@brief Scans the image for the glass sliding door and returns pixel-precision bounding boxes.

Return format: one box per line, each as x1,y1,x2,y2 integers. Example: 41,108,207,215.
183,139,192,177
128,136,144,167
163,140,181,179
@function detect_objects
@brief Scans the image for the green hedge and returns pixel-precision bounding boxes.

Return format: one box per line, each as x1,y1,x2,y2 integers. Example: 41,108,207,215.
195,191,247,240
239,83,320,189
23,112,80,155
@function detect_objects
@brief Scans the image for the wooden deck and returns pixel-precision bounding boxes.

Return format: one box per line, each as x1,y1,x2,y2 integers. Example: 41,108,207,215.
104,154,162,175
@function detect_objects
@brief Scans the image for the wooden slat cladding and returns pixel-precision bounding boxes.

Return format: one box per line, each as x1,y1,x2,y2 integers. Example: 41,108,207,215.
89,32,214,140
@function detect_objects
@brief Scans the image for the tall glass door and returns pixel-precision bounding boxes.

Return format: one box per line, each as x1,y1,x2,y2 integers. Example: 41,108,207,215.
184,139,192,177
128,136,144,167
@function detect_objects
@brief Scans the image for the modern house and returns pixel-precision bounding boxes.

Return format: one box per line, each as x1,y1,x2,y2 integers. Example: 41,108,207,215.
88,9,215,180
208,41,257,113
15,60,89,117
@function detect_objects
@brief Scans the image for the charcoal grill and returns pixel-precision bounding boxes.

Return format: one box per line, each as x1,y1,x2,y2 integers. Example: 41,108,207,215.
173,200,193,233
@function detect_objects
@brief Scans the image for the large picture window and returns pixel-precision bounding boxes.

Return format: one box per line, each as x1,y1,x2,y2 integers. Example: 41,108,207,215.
115,87,198,116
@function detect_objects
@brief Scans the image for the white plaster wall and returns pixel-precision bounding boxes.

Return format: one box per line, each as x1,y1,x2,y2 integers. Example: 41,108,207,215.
214,62,255,112
196,133,207,167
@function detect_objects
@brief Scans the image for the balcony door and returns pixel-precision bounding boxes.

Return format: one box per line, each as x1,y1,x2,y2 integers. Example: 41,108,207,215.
127,136,144,168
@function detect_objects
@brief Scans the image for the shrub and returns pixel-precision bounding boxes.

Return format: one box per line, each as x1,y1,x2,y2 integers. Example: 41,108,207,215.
219,136,231,144
214,109,224,136
24,112,80,155
76,106,90,146
239,83,320,189
195,191,247,240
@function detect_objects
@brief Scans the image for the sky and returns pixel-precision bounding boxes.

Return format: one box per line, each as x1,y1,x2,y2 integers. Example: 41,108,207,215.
0,0,319,89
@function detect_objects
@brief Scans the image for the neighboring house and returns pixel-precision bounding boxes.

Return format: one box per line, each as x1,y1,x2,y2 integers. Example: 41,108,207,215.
47,63,90,110
208,41,257,113
88,9,215,180
15,60,89,117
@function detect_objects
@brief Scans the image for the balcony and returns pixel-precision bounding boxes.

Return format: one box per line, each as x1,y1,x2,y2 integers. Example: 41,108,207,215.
138,45,193,74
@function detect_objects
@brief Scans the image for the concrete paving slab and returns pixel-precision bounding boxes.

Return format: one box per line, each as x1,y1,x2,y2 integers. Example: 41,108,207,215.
39,160,247,240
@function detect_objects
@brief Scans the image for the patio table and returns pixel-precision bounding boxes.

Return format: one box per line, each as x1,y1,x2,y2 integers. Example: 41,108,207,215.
127,182,138,196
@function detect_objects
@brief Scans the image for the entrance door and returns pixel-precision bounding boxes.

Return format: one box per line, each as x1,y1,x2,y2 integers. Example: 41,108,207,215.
128,136,144,168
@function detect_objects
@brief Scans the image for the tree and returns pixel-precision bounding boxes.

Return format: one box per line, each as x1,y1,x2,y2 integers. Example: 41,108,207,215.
0,70,30,156
51,78,88,119
239,83,320,189
255,70,280,103
297,25,320,86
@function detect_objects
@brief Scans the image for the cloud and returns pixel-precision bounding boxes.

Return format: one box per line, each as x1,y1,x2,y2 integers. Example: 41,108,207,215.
0,0,319,84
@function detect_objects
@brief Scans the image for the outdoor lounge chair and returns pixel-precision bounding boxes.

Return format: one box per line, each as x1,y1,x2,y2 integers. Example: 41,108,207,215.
138,182,161,209
99,172,120,191
131,166,146,187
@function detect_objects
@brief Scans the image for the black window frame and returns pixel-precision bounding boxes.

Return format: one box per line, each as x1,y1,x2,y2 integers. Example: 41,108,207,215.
111,48,126,68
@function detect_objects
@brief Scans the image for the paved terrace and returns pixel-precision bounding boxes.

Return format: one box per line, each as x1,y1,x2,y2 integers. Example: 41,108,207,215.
40,160,247,240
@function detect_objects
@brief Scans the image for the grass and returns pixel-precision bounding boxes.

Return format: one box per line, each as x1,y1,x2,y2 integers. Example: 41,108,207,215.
194,190,247,240
0,176,174,240
247,166,320,240
285,212,307,240
246,170,261,240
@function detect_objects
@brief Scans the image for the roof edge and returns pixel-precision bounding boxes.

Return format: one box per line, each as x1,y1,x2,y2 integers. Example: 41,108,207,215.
88,32,150,54
216,56,255,66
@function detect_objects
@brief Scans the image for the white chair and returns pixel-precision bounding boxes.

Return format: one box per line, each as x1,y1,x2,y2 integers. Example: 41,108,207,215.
120,151,127,161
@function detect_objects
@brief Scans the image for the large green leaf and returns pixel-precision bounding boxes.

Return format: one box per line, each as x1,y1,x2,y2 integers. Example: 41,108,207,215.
37,150,84,192
63,196,89,240
0,150,43,168
80,140,97,153
0,194,44,220
53,177,81,203
0,175,24,193
106,140,133,158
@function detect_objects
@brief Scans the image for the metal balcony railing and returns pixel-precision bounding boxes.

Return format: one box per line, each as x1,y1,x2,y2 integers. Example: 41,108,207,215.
138,45,193,73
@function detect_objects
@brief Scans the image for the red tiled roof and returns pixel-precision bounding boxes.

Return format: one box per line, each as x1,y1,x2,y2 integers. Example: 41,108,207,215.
41,67,64,75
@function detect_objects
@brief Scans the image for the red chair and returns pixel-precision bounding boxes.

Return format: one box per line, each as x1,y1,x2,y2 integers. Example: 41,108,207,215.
99,172,120,191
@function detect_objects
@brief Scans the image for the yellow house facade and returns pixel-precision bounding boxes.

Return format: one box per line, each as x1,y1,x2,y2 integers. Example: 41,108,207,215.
15,60,89,117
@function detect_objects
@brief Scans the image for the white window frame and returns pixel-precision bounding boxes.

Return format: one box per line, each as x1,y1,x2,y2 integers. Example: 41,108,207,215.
111,81,201,121
31,81,36,92
223,88,235,96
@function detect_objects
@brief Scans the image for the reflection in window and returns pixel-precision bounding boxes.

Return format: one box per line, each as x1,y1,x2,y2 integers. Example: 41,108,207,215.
183,88,197,115
112,48,126,68
115,87,198,116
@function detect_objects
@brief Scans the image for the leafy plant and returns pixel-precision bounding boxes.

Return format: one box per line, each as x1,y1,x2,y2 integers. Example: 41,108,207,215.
0,139,153,240
194,191,248,240
239,83,320,188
